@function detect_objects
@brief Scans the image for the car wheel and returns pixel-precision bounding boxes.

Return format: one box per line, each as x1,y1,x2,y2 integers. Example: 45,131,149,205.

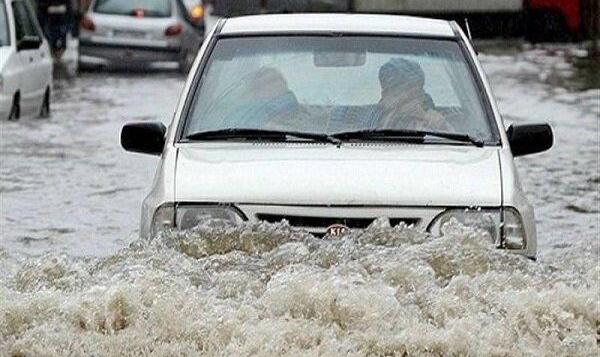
39,88,51,118
8,94,20,121
77,57,85,73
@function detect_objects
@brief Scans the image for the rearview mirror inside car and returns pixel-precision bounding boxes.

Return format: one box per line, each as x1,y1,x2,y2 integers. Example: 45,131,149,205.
121,122,167,156
507,123,553,157
17,36,42,51
314,51,366,67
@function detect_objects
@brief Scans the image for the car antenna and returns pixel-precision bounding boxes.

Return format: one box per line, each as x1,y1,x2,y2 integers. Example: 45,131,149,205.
464,18,473,41
464,18,478,54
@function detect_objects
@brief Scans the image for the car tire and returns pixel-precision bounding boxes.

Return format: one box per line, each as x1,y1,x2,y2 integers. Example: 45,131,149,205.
39,88,51,118
8,93,20,121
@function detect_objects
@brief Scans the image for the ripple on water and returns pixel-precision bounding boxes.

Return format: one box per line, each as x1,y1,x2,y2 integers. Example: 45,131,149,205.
0,220,597,356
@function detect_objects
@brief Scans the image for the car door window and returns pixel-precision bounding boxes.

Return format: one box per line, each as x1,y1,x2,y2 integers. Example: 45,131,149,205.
0,1,10,46
21,1,43,38
11,1,37,43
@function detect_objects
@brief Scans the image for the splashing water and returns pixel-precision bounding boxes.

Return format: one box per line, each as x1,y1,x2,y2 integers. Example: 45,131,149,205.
1,220,597,356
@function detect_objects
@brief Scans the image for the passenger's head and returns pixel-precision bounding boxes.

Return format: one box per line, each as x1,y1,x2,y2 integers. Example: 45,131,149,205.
379,58,426,108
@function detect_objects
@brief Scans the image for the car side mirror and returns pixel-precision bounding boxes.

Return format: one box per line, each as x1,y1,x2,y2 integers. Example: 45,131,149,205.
507,123,553,157
17,36,42,51
121,122,167,156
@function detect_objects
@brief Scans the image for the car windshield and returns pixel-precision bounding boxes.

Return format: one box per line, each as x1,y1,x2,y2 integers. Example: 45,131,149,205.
183,36,499,143
94,0,172,17
0,1,9,46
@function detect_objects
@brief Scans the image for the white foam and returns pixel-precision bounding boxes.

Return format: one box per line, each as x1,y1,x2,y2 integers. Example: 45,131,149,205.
1,221,597,356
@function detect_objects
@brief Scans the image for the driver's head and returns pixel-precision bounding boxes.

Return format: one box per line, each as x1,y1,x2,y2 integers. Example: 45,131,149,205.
379,58,426,108
249,67,289,100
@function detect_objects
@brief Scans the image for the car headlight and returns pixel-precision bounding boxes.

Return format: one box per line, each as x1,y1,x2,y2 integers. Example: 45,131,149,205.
151,204,245,236
501,207,527,250
428,207,527,250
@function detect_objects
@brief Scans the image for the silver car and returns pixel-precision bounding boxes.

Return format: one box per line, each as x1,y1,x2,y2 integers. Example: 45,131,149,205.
120,14,553,259
79,0,204,72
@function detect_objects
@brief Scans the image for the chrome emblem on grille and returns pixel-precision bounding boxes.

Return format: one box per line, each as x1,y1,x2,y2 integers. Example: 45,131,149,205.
326,224,351,237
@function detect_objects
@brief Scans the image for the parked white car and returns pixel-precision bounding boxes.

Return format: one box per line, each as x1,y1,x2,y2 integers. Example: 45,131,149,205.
0,0,53,120
121,14,553,259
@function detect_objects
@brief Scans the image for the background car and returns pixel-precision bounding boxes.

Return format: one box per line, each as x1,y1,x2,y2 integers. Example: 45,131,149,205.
78,0,204,73
0,0,53,120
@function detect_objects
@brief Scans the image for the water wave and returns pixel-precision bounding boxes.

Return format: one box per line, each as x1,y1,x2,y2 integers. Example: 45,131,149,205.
1,220,598,356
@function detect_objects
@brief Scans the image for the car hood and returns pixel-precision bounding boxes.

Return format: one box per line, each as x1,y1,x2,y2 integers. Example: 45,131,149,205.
175,143,502,206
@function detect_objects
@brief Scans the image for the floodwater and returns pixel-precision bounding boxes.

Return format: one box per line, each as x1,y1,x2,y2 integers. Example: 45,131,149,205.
0,45,598,356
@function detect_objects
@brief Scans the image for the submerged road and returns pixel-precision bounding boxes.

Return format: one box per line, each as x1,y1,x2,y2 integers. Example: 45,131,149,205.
0,45,598,356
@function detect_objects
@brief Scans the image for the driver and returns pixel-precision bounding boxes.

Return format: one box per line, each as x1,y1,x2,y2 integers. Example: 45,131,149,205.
241,67,300,129
375,58,451,131
243,67,321,132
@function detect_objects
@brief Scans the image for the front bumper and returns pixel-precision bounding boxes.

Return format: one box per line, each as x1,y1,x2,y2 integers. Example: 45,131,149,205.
143,202,536,259
79,39,181,65
236,204,444,235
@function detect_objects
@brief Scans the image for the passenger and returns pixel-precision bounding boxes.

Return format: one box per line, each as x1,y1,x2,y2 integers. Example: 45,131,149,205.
375,58,451,131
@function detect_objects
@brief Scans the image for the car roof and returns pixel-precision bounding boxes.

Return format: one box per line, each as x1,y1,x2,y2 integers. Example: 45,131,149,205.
220,14,456,37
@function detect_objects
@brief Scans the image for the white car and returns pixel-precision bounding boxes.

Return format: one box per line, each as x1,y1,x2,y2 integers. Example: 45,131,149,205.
0,0,52,120
79,0,204,73
121,14,553,259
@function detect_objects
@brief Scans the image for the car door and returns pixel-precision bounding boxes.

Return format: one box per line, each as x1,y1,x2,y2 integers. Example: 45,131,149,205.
10,0,43,116
21,0,50,99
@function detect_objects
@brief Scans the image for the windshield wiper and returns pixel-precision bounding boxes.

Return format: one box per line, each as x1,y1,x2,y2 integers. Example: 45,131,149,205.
331,129,485,147
184,128,341,146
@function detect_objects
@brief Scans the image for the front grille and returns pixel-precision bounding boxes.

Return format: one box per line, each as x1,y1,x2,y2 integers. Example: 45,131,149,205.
256,214,419,229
